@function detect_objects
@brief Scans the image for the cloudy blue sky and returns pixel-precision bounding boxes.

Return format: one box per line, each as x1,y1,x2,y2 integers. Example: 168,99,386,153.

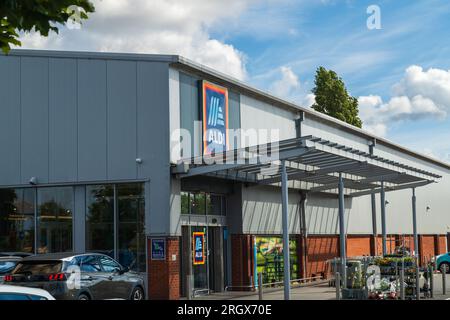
18,0,450,162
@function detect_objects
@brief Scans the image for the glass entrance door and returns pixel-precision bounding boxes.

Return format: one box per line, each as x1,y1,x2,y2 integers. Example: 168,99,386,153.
192,226,209,295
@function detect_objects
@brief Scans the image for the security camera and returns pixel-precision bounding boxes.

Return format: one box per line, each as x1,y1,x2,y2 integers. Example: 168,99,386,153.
29,177,37,185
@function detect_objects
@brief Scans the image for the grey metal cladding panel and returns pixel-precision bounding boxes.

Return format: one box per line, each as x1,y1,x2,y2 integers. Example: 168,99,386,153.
179,72,198,134
107,60,137,180
137,62,170,235
0,56,21,185
77,59,107,181
20,57,49,184
228,90,240,130
179,72,199,157
137,61,170,178
49,58,77,183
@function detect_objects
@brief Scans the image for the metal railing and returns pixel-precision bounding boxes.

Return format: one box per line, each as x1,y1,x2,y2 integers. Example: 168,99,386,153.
224,275,325,292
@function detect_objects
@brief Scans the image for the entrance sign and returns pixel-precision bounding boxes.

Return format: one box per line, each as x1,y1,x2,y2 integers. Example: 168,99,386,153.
193,232,206,265
151,238,166,260
202,81,229,155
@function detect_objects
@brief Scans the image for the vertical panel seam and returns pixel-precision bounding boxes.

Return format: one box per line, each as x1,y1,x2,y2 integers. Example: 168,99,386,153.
76,59,79,182
19,57,22,183
136,61,138,179
105,60,109,180
47,57,50,183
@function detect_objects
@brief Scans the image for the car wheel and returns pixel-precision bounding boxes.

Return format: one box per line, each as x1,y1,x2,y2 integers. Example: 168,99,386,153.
78,293,91,301
440,262,450,274
131,287,144,301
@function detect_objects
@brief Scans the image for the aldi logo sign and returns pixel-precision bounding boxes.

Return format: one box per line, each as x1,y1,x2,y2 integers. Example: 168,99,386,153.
193,232,206,265
202,81,229,155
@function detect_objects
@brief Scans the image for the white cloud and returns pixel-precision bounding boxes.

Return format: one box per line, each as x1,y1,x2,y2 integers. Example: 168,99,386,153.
302,93,316,108
359,65,450,137
269,66,300,98
265,66,317,108
16,0,250,80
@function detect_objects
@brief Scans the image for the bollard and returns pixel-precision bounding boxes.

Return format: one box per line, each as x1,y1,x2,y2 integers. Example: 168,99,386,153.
400,260,405,300
443,264,447,295
335,272,341,300
186,274,192,300
258,272,263,300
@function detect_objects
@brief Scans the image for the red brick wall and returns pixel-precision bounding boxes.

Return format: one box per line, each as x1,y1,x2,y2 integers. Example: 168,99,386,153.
376,235,396,255
402,235,415,253
346,235,371,257
231,234,254,290
148,237,180,300
436,235,447,255
306,235,339,278
419,235,435,265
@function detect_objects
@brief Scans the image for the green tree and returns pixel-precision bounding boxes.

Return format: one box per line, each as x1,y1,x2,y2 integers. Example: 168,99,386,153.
311,66,362,128
0,0,95,53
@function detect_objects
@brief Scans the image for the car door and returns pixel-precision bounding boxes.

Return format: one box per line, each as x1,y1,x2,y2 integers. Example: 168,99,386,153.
98,255,130,299
78,255,105,299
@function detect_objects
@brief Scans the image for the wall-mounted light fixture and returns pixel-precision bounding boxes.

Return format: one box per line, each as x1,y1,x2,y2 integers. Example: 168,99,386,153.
29,177,37,185
426,205,431,212
136,158,143,164
385,200,390,206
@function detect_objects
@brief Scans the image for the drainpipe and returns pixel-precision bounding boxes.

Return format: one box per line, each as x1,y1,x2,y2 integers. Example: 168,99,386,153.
299,191,308,279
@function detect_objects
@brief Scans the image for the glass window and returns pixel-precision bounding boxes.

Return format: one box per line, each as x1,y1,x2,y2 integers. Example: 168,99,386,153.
37,187,73,254
99,255,121,273
77,255,102,273
0,261,18,275
86,185,114,257
0,293,30,300
29,295,48,301
0,188,35,253
191,193,206,215
182,192,226,216
13,261,62,275
117,184,145,272
255,236,298,284
181,192,190,214
207,194,222,215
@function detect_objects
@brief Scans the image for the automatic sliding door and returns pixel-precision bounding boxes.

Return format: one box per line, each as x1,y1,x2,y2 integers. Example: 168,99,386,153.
192,226,208,294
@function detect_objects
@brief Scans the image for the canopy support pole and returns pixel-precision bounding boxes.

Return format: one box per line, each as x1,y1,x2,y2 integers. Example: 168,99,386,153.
281,160,291,300
412,188,419,261
380,181,387,256
338,173,347,288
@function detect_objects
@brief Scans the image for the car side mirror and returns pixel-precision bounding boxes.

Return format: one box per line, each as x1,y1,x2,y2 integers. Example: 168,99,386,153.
119,266,129,274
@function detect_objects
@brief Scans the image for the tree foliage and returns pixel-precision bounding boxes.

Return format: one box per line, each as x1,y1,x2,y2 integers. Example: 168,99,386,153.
311,66,362,128
0,0,95,53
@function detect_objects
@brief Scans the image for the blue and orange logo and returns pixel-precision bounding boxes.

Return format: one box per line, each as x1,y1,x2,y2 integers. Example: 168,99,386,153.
202,81,229,155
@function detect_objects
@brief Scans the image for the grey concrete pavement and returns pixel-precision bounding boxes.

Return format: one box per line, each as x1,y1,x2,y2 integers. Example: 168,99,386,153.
192,273,450,300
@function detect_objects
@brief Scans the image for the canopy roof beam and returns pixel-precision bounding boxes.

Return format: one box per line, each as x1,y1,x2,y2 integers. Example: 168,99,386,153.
349,180,433,197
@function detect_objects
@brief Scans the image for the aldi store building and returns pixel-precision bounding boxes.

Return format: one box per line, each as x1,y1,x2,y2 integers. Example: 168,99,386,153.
1,50,450,299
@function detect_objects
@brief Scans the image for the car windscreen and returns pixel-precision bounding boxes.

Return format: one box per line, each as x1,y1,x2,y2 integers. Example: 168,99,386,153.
13,261,62,275
0,261,18,275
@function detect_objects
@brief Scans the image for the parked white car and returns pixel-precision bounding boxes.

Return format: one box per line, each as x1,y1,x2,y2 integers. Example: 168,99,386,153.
0,285,55,300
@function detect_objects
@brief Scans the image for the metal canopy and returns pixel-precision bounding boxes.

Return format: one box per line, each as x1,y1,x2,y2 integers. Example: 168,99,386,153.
174,135,441,197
